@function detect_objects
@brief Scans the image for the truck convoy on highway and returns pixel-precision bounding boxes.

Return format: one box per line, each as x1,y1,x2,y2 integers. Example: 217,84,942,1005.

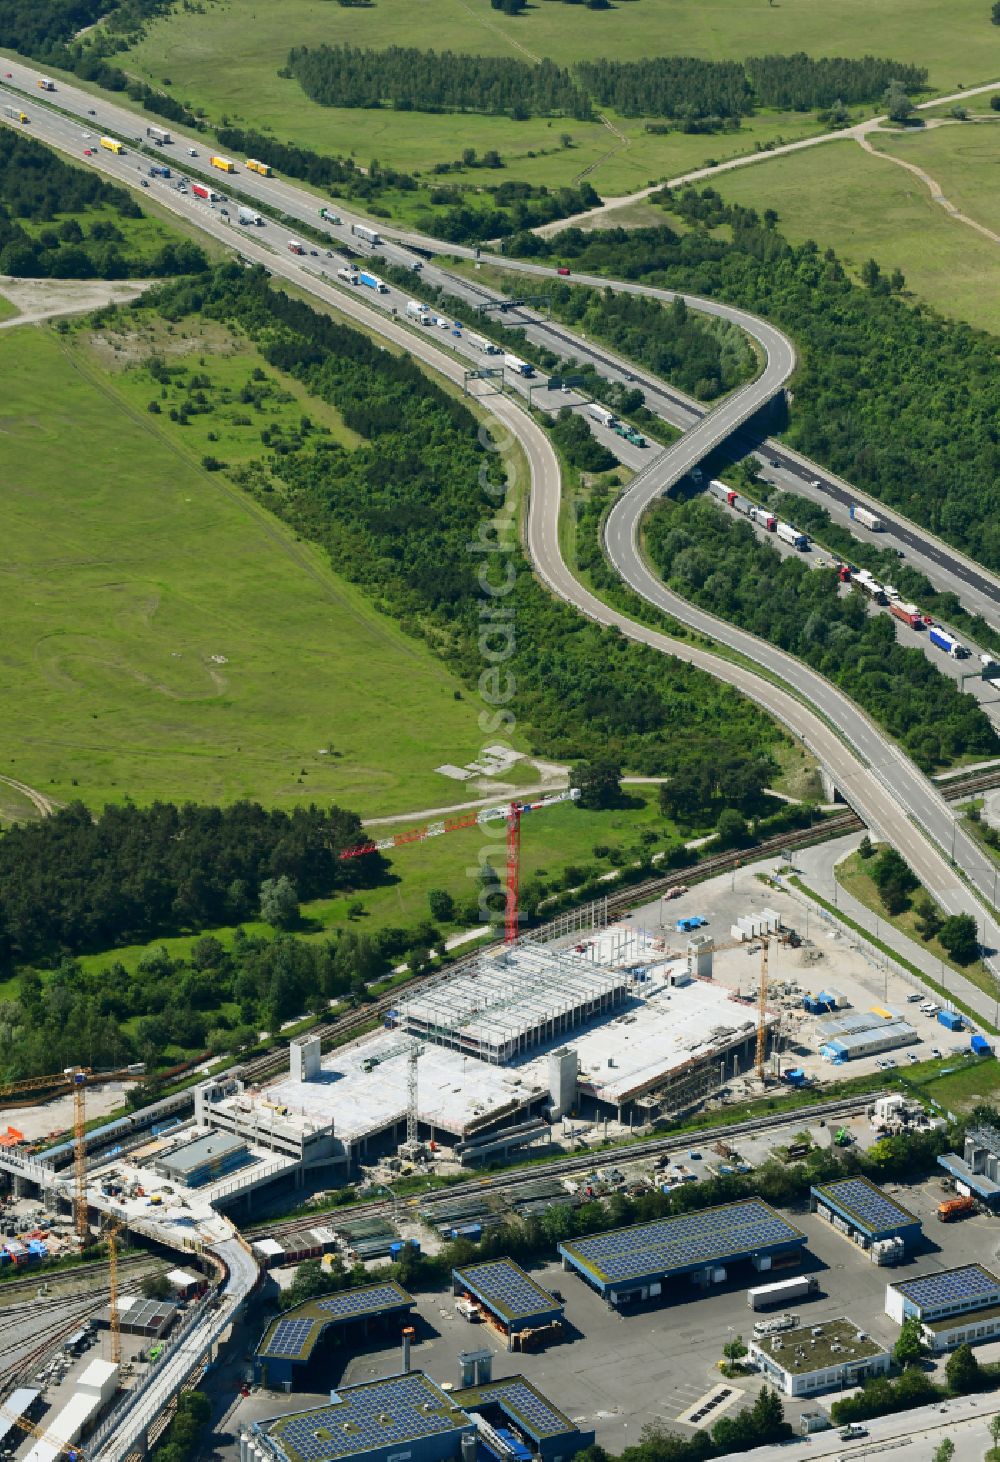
359,270,389,293
238,207,263,225
850,504,884,531
3,105,28,124
146,125,172,145
504,353,535,378
747,1275,819,1310
352,223,382,247
406,300,433,324
210,154,236,173
100,136,125,155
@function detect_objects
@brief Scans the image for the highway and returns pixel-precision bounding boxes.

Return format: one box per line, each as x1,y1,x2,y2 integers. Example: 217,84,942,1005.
1,70,998,970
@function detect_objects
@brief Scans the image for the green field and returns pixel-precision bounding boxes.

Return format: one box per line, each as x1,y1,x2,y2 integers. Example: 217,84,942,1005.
0,322,517,814
835,849,994,995
707,134,1000,332
0,294,19,323
112,0,993,199
870,119,1000,238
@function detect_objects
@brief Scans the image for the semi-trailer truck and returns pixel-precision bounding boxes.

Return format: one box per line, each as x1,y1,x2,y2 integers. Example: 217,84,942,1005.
588,403,619,429
238,207,263,225
146,125,172,145
890,600,924,629
337,267,359,284
466,331,501,355
928,626,969,658
850,504,884,531
99,136,125,155
853,570,887,605
288,239,306,255
246,158,272,176
3,106,28,124
191,183,221,202
613,421,646,446
352,224,382,246
37,78,55,91
210,155,236,173
747,1275,818,1310
319,206,342,224
504,353,534,377
709,480,737,506
406,300,432,323
776,522,809,550
750,506,776,531
358,270,389,293
149,164,171,179
937,1194,974,1222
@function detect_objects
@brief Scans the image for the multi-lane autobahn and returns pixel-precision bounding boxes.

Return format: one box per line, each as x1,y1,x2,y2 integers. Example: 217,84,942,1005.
1,63,998,975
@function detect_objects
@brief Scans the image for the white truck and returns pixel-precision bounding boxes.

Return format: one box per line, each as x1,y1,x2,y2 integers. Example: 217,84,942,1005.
850,504,884,531
406,300,433,324
776,521,809,551
587,403,618,429
503,353,534,378
337,267,359,284
238,207,263,226
747,1275,818,1310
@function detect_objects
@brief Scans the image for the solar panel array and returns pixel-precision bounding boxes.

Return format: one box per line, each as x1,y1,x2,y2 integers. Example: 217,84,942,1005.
896,1266,1000,1312
455,1260,560,1323
816,1177,917,1234
263,1319,315,1360
315,1283,410,1322
486,1381,570,1440
268,1376,462,1462
564,1199,802,1284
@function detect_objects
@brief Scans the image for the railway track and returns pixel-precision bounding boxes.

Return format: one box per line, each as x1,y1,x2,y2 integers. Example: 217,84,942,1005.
246,1092,877,1240
236,765,998,1089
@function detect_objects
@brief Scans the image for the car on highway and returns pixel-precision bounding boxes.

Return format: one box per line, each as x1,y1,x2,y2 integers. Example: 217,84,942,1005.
931,1047,942,1059
140,178,148,187
88,108,96,115
4,72,11,78
907,1051,918,1063
557,267,571,276
220,207,228,216
83,148,93,156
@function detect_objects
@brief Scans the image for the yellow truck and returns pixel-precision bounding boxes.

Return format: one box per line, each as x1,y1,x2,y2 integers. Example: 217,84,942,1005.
99,136,125,155
3,106,28,124
210,154,236,173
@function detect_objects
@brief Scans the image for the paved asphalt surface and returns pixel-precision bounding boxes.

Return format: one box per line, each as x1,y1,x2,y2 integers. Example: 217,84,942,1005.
2,64,998,983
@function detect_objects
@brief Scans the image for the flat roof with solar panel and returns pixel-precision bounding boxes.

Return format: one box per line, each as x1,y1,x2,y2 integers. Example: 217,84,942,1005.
452,1259,564,1331
255,1283,415,1377
811,1176,922,1243
452,1376,582,1444
255,1374,473,1462
559,1198,806,1302
891,1265,1000,1320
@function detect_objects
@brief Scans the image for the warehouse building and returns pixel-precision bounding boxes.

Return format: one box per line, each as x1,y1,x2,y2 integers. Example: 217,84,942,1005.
242,1375,475,1462
886,1266,1000,1352
558,1198,807,1308
452,1375,595,1461
154,1130,255,1188
750,1316,890,1397
810,1176,922,1257
96,1294,177,1340
818,1017,918,1064
254,1281,415,1389
452,1259,564,1349
937,1125,1000,1207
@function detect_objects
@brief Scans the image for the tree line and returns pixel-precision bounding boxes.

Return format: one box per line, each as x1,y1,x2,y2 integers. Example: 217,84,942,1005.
0,130,208,279
0,800,377,969
644,498,995,772
514,198,1000,576
287,43,594,119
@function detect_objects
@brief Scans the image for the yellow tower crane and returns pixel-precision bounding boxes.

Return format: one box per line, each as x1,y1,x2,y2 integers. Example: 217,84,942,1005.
104,1217,125,1365
71,1067,89,1244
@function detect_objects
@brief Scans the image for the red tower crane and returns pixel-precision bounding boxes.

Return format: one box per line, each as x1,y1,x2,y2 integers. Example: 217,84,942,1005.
340,789,580,943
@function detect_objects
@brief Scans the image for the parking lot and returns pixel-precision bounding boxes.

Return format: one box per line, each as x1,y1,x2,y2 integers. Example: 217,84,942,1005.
214,1169,1000,1456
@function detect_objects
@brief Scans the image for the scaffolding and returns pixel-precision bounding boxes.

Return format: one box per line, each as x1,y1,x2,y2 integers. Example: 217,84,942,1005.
394,942,627,1064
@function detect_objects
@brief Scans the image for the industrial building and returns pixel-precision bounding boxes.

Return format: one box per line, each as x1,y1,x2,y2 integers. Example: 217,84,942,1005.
255,1282,415,1388
96,1294,177,1340
154,1130,255,1188
885,1266,1000,1352
452,1259,564,1348
816,1010,918,1063
392,943,628,1064
242,1371,594,1462
451,1375,595,1461
558,1198,807,1308
938,1125,1000,1206
750,1317,890,1397
810,1176,922,1259
252,1226,337,1269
